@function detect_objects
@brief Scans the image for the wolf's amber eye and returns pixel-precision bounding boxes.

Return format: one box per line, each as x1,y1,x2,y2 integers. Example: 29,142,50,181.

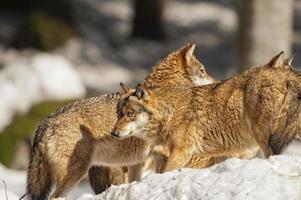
127,112,133,117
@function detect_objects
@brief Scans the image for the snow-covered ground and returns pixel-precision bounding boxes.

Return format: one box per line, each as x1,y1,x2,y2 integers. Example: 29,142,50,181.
78,155,301,200
0,163,93,200
1,154,301,200
0,140,301,200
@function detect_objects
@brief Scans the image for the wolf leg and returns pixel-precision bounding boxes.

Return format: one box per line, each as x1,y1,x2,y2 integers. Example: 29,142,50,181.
50,143,91,199
152,145,169,173
185,155,217,169
128,163,143,182
88,166,112,194
163,148,190,172
153,152,168,173
268,111,300,154
50,165,88,200
253,127,273,158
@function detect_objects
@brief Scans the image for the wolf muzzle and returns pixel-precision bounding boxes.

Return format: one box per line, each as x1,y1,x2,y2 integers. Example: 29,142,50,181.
111,129,120,138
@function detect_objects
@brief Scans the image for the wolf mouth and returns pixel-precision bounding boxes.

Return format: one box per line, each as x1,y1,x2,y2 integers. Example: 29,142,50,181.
114,131,134,140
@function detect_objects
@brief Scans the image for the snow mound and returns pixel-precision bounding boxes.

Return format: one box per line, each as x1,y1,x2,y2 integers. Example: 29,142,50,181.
0,163,93,199
0,52,86,131
0,189,19,200
0,163,26,196
77,155,301,200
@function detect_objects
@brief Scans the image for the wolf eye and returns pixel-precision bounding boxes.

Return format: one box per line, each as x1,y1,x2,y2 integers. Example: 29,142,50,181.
127,112,134,117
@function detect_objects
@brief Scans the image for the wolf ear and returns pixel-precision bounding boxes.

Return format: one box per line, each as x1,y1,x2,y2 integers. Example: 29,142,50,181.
268,51,284,68
135,84,149,101
181,43,196,64
120,82,130,93
284,56,294,67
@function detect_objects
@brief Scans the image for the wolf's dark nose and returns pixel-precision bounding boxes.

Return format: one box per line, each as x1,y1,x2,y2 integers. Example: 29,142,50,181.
111,129,120,137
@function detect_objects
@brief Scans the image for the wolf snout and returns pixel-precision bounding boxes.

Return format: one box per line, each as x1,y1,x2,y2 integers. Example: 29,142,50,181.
111,129,120,138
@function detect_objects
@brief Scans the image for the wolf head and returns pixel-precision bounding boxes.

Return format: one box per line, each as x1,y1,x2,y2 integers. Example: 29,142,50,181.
181,44,216,86
144,43,216,87
112,84,157,139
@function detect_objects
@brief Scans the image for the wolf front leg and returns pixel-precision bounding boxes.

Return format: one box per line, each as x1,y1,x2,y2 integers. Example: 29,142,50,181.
268,104,301,155
50,163,89,200
252,126,273,158
163,148,191,172
128,163,144,182
152,144,170,173
250,85,295,158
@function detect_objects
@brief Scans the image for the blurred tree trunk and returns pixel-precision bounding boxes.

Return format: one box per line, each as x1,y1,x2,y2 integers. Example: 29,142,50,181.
131,0,166,40
237,0,294,71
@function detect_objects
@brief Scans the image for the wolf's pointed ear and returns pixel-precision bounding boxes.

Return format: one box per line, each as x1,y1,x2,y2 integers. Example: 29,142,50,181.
181,43,196,64
120,82,130,93
135,84,149,101
268,51,284,68
284,56,294,67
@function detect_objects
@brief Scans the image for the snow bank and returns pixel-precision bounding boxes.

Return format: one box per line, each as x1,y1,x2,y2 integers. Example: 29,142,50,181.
0,164,25,199
77,155,301,200
1,155,301,200
0,163,93,199
0,189,19,200
0,52,86,131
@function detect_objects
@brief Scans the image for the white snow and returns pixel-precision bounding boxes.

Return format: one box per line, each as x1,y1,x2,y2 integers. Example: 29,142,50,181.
1,153,301,200
0,52,86,131
0,189,20,200
0,164,24,200
77,155,301,200
0,163,93,200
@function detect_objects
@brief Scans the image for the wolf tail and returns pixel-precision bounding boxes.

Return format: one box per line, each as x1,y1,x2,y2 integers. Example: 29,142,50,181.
27,123,52,200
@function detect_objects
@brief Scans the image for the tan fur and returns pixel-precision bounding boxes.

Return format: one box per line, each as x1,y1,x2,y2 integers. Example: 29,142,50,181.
114,52,301,172
26,44,217,200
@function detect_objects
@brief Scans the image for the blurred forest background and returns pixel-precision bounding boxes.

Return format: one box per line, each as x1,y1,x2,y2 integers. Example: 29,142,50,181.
0,0,300,174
